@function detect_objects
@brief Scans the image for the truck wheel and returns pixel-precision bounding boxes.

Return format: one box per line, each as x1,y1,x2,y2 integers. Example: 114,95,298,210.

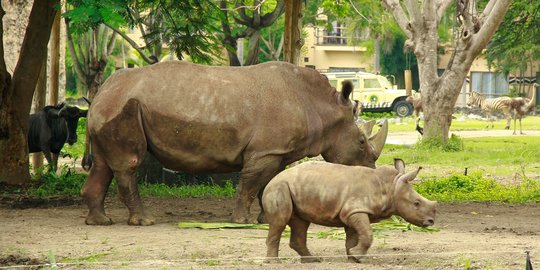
393,100,413,117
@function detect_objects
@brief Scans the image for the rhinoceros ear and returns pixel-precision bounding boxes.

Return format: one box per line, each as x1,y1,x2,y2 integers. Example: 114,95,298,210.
341,80,353,101
359,120,376,137
394,158,405,174
397,166,422,183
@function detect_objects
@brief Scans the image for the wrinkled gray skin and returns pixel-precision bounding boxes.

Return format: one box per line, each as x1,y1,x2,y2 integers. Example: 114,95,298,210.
262,159,437,263
82,61,388,226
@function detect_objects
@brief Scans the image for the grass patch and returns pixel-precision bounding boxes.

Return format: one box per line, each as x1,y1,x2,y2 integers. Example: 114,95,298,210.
378,115,540,133
60,252,110,263
415,172,540,203
379,136,540,178
139,181,235,198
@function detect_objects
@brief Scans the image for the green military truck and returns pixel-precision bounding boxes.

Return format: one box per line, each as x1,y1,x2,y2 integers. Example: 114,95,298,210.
323,71,413,117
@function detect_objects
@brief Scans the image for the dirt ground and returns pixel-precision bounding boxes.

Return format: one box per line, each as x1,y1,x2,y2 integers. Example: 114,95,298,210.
1,197,539,270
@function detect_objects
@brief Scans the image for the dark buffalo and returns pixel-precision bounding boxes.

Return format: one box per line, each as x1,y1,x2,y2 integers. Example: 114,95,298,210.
82,61,388,226
28,103,88,171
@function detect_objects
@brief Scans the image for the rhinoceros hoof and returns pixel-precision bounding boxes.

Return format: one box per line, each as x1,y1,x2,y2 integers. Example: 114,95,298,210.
347,256,361,263
85,214,113,226
301,256,321,263
264,257,281,264
231,215,251,224
128,214,155,226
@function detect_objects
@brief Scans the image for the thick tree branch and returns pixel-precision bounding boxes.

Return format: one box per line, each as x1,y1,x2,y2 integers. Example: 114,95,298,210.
404,0,421,26
12,0,59,115
66,30,86,84
422,0,437,22
437,0,453,21
481,0,497,19
106,31,118,56
252,0,261,28
0,6,7,77
471,0,512,53
382,0,412,38
105,24,154,64
235,0,252,23
100,26,109,59
260,0,285,27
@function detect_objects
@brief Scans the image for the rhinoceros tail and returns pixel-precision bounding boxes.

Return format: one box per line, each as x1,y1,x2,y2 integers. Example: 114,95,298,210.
82,124,93,171
341,80,354,100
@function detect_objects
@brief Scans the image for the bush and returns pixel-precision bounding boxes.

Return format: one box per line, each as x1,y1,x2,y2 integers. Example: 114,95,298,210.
416,133,463,152
29,165,86,197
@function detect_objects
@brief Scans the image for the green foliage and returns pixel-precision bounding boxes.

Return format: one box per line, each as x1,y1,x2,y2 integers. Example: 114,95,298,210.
415,173,540,203
64,0,126,33
380,33,420,90
139,181,236,198
485,0,540,75
379,134,540,179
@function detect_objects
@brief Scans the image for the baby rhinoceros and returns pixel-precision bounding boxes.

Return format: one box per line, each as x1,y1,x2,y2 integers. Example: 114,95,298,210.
262,159,437,263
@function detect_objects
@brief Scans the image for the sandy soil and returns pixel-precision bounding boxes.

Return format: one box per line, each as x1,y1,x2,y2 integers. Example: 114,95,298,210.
1,197,539,270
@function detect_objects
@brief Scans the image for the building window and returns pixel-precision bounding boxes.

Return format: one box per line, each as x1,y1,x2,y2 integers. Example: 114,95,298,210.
304,57,309,62
471,72,508,98
305,65,316,69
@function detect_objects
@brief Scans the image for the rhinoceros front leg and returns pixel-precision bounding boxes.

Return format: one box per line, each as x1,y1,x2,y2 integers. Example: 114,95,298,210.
115,170,154,226
289,215,320,263
344,213,373,263
232,155,282,224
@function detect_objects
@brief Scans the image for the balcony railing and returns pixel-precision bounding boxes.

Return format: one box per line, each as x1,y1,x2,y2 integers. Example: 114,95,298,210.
314,26,360,45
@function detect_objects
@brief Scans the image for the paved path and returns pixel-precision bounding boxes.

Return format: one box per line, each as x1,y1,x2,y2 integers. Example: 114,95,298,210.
387,129,540,145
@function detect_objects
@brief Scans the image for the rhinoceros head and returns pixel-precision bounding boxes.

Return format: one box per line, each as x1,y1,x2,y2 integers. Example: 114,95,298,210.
392,159,437,227
321,81,388,169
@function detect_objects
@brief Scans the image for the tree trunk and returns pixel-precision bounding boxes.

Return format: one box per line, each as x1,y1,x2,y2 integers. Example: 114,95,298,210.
0,0,58,185
48,9,60,106
244,32,261,66
31,57,47,174
383,0,511,143
283,0,303,64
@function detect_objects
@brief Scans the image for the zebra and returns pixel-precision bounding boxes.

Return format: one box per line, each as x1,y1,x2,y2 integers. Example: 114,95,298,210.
467,91,513,129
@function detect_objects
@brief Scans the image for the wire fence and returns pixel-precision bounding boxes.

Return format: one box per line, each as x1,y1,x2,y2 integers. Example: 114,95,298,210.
1,250,532,269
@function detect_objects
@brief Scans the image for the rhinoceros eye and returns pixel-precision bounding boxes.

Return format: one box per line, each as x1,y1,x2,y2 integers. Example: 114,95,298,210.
359,138,365,144
414,200,420,207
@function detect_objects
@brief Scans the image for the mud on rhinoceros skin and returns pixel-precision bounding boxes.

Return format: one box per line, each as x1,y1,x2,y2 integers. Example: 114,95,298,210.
262,158,437,263
81,61,388,226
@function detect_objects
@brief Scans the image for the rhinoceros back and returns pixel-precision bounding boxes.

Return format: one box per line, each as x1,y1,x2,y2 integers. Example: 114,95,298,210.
88,61,340,173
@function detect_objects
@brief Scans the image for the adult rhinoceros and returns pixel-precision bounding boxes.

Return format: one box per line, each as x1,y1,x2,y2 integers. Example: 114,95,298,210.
82,61,388,226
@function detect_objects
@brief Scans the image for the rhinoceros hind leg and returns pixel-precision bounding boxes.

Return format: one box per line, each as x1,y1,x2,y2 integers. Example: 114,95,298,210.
289,215,320,263
232,156,282,224
344,213,372,262
115,170,155,226
82,149,114,226
265,223,287,263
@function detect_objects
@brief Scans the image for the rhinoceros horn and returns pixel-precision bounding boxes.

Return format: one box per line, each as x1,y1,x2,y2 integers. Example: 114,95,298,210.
368,119,388,159
397,166,422,183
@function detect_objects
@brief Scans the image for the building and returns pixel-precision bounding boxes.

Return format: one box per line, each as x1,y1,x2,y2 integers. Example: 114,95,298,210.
300,24,539,107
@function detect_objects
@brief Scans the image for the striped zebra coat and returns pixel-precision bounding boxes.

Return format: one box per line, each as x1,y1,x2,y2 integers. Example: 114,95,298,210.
467,91,513,129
